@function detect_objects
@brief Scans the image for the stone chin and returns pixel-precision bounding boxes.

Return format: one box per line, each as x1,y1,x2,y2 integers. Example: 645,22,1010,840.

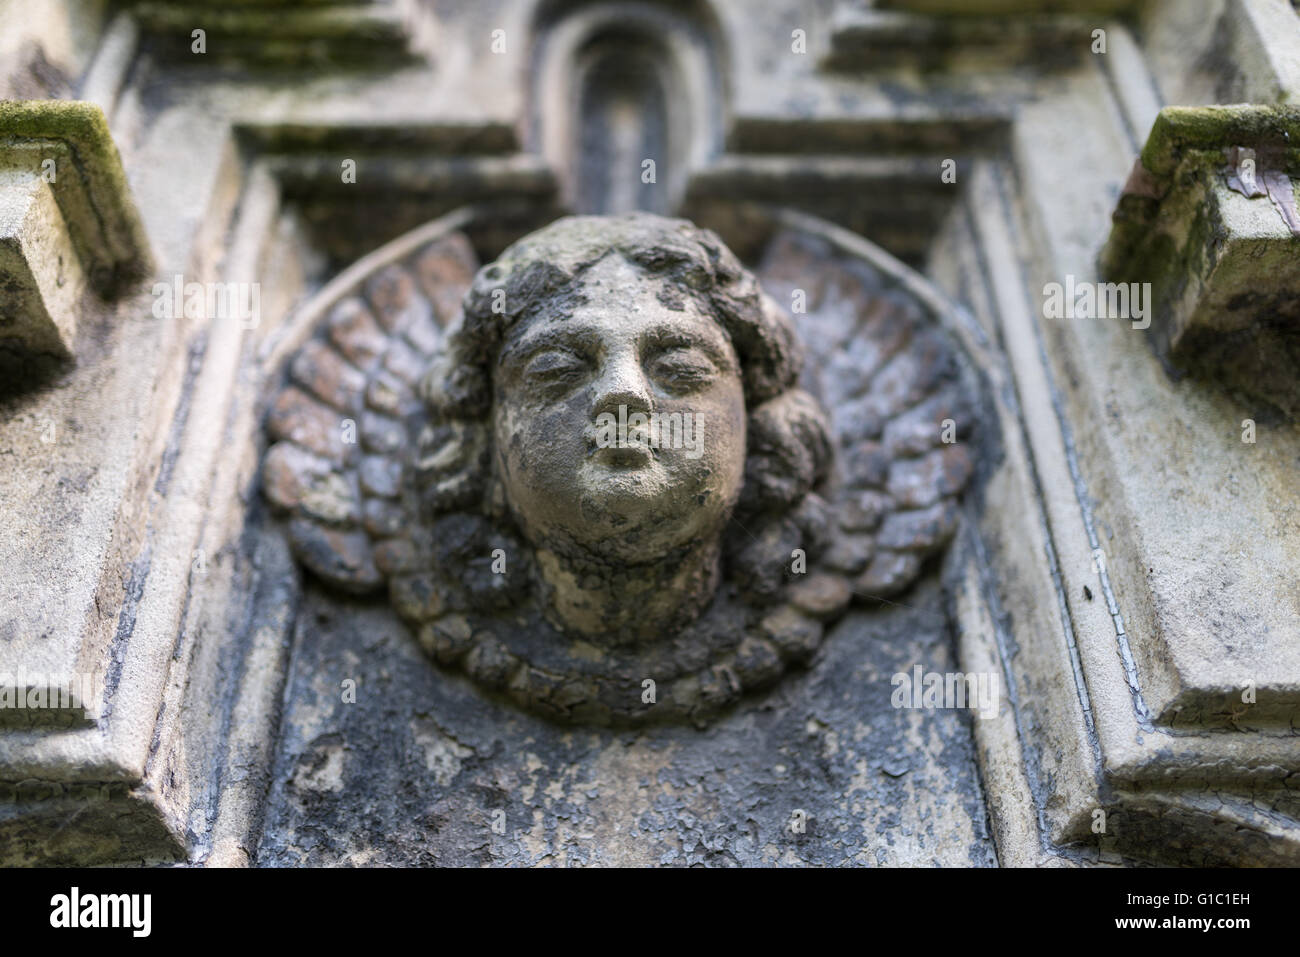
518,456,737,565
494,405,745,567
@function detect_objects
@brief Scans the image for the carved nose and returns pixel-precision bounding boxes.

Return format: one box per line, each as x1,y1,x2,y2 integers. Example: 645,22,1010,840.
591,354,653,419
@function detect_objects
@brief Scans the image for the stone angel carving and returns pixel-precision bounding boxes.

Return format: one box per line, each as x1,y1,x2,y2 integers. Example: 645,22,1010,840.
262,213,976,725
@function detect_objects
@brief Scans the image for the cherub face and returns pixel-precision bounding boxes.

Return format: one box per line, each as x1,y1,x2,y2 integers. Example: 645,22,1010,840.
492,255,747,563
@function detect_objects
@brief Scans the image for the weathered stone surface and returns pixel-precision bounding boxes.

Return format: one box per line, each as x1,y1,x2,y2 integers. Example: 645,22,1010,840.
855,551,922,598
260,214,980,730
0,101,153,295
0,173,86,357
935,70,1300,865
0,101,153,362
258,577,996,867
290,339,366,412
130,1,425,70
1102,105,1300,418
825,1,1116,73
0,785,182,867
266,386,351,463
262,441,344,515
5,0,1298,872
327,297,387,369
888,446,972,509
364,264,427,333
358,409,406,455
412,232,479,324
288,518,382,595
787,572,853,620
358,454,401,499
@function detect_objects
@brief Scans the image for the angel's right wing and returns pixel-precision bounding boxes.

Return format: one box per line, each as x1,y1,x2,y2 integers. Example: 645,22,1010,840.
261,230,480,595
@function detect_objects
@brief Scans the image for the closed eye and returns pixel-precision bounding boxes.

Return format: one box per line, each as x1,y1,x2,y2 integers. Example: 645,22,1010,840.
522,349,588,388
646,348,718,392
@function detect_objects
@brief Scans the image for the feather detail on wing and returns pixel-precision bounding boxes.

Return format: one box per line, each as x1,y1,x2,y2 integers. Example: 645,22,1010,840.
261,231,480,595
754,229,975,602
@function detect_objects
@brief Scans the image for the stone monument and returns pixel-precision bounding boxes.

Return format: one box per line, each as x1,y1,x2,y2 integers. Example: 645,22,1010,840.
263,212,976,728
2,0,1299,868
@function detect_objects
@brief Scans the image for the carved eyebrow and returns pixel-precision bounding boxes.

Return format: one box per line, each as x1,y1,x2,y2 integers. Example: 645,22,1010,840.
498,325,600,368
642,325,736,371
497,317,738,372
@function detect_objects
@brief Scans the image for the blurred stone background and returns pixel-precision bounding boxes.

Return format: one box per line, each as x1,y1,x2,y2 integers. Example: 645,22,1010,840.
1,0,1298,867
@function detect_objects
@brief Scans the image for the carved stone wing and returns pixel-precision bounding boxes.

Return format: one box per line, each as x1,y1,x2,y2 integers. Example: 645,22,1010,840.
755,228,976,602
261,231,480,594
263,220,974,624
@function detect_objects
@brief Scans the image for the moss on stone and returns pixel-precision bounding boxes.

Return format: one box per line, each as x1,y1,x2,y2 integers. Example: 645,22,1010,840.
1104,106,1300,289
133,3,415,68
1139,105,1300,177
1101,104,1300,417
0,99,154,294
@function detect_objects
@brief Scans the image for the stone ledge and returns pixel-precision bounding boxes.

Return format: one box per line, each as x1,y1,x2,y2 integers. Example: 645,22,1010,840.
823,6,1104,72
0,172,86,358
0,100,153,294
130,1,421,70
0,100,153,360
244,123,558,266
726,113,1011,155
877,0,1139,13
684,156,967,266
0,781,183,866
1101,104,1300,418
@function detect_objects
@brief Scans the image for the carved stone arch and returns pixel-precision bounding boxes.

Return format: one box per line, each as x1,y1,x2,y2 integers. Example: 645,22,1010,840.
527,0,728,214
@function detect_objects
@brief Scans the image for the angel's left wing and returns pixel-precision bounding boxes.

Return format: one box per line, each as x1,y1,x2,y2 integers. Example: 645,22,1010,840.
755,227,977,602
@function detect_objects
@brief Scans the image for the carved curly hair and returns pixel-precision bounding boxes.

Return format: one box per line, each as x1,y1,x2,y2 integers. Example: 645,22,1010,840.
414,212,834,609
